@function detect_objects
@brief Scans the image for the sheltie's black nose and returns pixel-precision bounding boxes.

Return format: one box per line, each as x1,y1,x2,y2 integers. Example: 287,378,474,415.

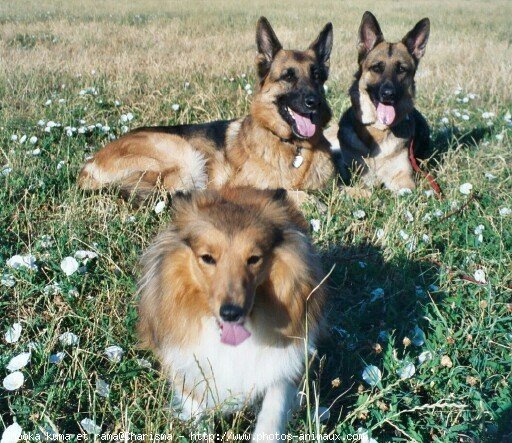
220,304,244,322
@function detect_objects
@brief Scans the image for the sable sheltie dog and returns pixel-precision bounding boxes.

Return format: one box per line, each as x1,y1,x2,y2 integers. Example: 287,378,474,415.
137,188,326,437
78,18,335,200
326,11,430,192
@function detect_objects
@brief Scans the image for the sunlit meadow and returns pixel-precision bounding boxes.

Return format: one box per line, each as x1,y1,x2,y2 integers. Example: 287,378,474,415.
1,1,511,442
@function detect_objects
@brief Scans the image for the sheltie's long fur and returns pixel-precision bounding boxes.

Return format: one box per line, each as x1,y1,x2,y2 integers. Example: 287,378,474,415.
137,188,326,437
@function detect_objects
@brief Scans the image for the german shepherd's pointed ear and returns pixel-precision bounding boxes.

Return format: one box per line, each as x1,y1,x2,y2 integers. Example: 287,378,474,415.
309,23,333,65
357,11,384,61
402,18,430,61
256,17,283,81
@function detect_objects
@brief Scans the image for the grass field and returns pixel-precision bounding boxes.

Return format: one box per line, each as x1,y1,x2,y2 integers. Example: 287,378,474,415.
1,0,511,441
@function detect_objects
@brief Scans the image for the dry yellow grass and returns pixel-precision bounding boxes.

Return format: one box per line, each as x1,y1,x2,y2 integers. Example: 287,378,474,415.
1,0,511,124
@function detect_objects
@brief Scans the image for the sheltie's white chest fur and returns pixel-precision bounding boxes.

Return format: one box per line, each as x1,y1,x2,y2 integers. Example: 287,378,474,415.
160,317,305,419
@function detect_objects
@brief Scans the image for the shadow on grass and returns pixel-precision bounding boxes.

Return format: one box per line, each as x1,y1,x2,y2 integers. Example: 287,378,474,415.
426,123,494,162
313,242,439,434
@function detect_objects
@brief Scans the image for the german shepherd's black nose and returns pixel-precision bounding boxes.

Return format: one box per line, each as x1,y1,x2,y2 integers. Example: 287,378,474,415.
220,304,244,322
305,94,321,110
379,82,396,102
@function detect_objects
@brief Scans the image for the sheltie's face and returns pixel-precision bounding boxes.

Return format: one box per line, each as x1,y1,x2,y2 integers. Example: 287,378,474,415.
137,188,320,348
183,214,281,345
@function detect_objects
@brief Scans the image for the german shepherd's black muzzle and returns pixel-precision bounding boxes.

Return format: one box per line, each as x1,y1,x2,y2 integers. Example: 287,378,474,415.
277,89,331,140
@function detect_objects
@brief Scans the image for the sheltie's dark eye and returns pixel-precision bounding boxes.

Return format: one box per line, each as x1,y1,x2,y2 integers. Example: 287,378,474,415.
200,254,216,265
247,255,261,266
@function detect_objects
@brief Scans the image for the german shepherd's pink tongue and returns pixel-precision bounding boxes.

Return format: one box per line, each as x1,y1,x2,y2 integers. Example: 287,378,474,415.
290,109,316,138
376,102,396,126
220,323,251,346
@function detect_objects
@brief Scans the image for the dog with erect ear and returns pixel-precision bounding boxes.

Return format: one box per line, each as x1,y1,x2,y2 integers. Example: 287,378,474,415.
136,187,327,438
325,11,431,192
78,18,336,207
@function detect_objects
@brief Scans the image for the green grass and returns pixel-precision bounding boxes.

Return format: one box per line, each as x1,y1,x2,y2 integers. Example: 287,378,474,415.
1,2,512,442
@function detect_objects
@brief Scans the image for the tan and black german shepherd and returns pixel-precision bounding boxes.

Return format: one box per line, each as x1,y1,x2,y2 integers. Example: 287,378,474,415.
78,18,335,201
326,11,430,192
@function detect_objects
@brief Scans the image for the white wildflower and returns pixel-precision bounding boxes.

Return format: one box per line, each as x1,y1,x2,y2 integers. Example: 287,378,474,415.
96,378,110,398
499,207,511,216
4,323,22,344
403,210,414,222
459,183,473,195
6,352,31,372
370,288,384,302
49,352,65,364
80,418,101,434
353,209,366,219
399,230,409,241
411,326,426,346
362,365,381,387
154,201,166,214
60,257,79,276
44,99,52,106
397,362,416,379
74,250,98,262
310,219,321,232
397,188,412,196
1,422,23,443
1,274,15,287
2,371,24,391
19,135,27,144
104,345,124,363
473,269,486,283
7,254,38,271
484,172,496,181
474,224,484,243
418,351,433,365
59,331,79,346
171,104,180,111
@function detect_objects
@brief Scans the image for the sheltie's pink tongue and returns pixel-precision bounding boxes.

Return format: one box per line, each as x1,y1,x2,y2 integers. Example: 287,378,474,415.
290,109,316,138
376,102,396,126
220,323,251,346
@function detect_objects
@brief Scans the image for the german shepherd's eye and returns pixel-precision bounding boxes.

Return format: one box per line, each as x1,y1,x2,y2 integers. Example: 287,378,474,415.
397,64,408,74
280,68,296,82
311,67,321,81
370,63,385,74
247,255,261,266
200,254,216,265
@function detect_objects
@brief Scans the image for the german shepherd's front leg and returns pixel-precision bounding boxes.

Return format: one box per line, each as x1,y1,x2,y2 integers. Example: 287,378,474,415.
252,380,296,441
380,150,416,191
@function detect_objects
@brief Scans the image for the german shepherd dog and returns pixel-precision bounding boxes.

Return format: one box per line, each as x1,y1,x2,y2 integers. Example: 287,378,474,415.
137,187,326,437
78,18,335,201
326,11,430,192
